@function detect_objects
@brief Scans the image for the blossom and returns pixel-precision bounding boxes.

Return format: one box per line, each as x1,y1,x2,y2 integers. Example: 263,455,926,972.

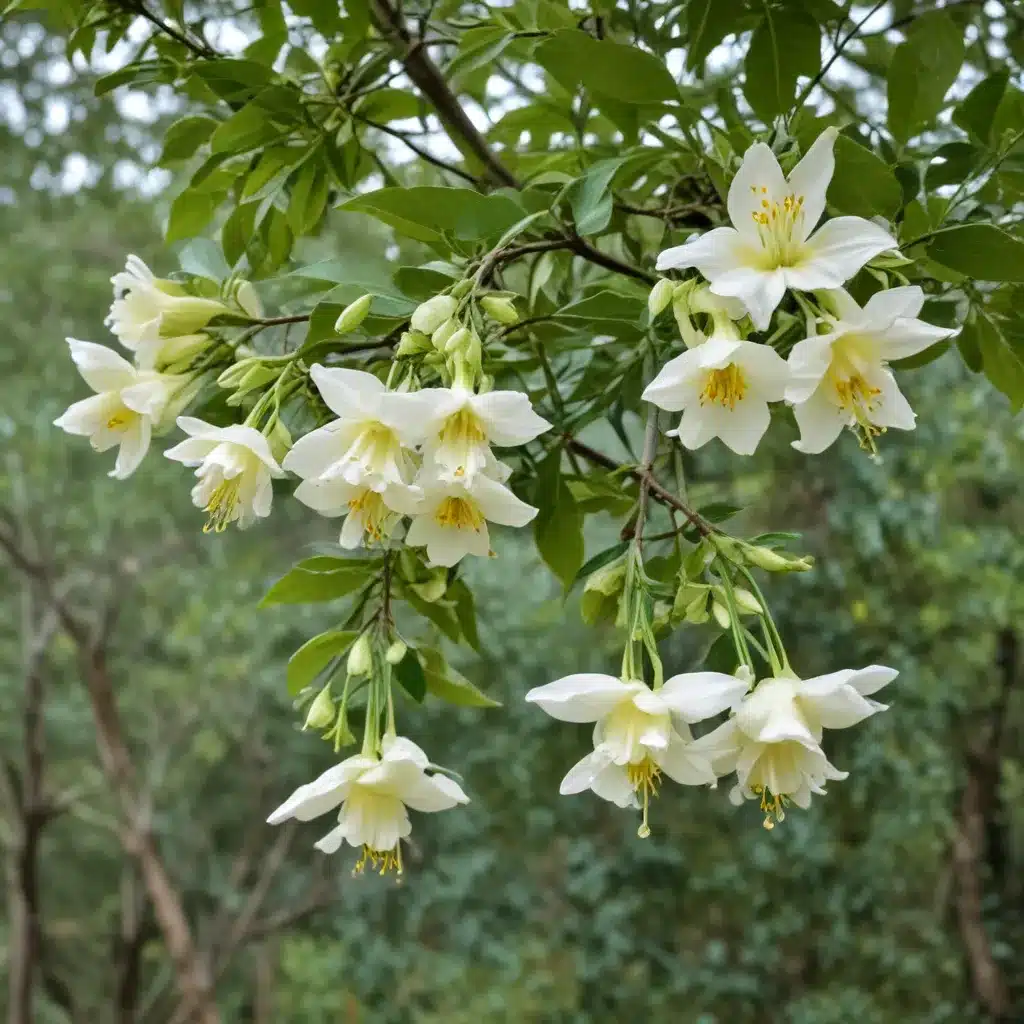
54,339,184,479
642,332,790,455
417,385,551,482
106,255,227,367
267,734,469,874
786,286,958,454
404,470,537,567
410,294,458,334
282,366,429,491
697,665,897,826
526,671,751,834
293,476,423,549
656,129,896,330
164,417,284,531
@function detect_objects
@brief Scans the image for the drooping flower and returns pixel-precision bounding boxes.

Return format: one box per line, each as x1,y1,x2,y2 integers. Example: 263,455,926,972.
642,331,790,455
164,417,284,531
267,734,469,874
697,665,897,827
418,385,551,482
106,255,228,366
786,286,958,454
54,338,186,479
526,671,751,835
404,469,537,567
283,366,429,491
656,129,896,330
293,475,423,549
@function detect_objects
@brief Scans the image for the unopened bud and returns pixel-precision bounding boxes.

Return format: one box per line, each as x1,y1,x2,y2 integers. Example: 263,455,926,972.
648,278,674,318
444,326,472,355
411,294,458,334
431,318,459,351
480,295,519,324
396,330,432,356
269,417,292,461
303,685,336,731
584,558,626,597
711,600,731,630
684,591,710,624
744,544,813,573
217,358,257,389
449,278,473,299
385,640,408,665
335,293,373,334
235,280,264,319
347,633,373,677
734,587,763,615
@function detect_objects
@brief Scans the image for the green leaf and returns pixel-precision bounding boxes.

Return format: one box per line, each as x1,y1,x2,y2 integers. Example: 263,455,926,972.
287,630,358,696
340,186,526,244
828,135,901,219
533,449,584,591
568,157,626,235
447,26,516,86
953,70,1009,145
394,652,427,702
191,58,276,103
447,578,481,652
928,224,1024,282
743,8,820,123
158,116,217,166
287,156,330,236
210,101,285,155
421,648,500,708
955,318,983,373
887,11,965,143
536,30,679,104
572,541,629,589
355,88,423,124
166,188,220,243
974,314,1024,410
686,0,747,71
261,563,376,606
889,339,951,371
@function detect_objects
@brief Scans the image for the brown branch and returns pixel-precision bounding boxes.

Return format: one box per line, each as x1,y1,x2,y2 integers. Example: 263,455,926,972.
352,113,482,185
119,0,217,58
114,867,149,1024
369,0,520,189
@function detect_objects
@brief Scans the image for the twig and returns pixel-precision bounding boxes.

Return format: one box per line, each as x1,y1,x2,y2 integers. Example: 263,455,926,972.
632,406,660,546
120,0,216,58
352,113,482,185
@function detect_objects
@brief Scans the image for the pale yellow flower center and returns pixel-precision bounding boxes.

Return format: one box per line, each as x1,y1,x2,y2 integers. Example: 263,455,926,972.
829,366,884,453
626,756,662,839
700,364,747,409
749,185,806,267
439,408,486,477
203,478,241,534
106,412,131,429
434,496,484,531
752,785,787,830
348,489,389,543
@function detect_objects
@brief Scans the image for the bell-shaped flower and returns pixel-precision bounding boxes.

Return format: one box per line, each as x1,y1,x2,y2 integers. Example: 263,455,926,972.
54,339,185,479
404,468,537,566
786,286,958,454
656,129,896,330
283,366,429,491
526,671,751,834
697,665,897,826
106,255,228,362
293,475,423,549
417,385,551,482
642,329,790,455
164,417,284,531
267,734,469,874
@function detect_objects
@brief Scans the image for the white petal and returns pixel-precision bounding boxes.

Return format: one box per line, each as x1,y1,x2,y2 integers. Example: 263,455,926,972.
66,338,137,393
689,718,743,777
785,333,842,404
786,127,838,243
791,385,846,454
871,369,916,430
878,316,957,361
312,823,349,854
659,671,752,723
559,748,613,794
54,393,119,437
282,422,360,480
309,365,385,418
266,758,370,824
735,340,790,401
859,285,925,328
706,397,772,456
526,674,636,723
293,477,355,516
111,417,151,479
398,772,468,812
656,731,718,786
381,734,430,768
470,474,537,528
799,216,896,287
674,405,719,450
641,348,705,412
470,391,551,447
728,142,790,241
847,664,898,696
656,226,749,278
709,267,787,332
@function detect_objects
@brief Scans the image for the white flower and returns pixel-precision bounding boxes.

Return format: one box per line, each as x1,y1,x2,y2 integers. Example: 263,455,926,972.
656,129,896,331
283,366,429,491
106,255,227,367
267,734,469,874
164,417,284,531
786,286,958,454
404,470,537,567
54,339,185,479
526,671,750,834
642,332,790,455
410,294,458,334
293,476,423,549
697,665,897,826
418,385,551,482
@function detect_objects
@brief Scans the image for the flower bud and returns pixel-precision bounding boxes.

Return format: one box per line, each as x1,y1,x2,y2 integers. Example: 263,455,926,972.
734,587,763,615
648,278,674,318
584,557,626,598
480,295,519,325
743,544,814,573
672,582,707,621
335,294,373,334
303,685,336,731
385,640,408,665
684,591,710,624
711,600,731,630
217,358,258,389
347,633,373,677
396,330,432,356
449,278,474,299
235,280,264,319
411,294,458,334
443,326,472,355
431,318,460,351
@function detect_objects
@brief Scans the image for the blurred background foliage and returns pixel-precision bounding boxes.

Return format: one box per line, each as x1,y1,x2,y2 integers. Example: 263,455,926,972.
1,1,1022,1022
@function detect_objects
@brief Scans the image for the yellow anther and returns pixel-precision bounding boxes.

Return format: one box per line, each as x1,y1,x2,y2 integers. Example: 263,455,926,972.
753,784,786,829
203,478,241,533
833,374,884,453
106,413,129,429
352,844,403,877
700,364,747,409
627,757,661,839
434,496,484,531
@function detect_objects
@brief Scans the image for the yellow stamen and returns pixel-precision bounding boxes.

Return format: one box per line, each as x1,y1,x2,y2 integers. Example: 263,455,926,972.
748,188,807,266
833,373,884,453
203,478,240,534
438,407,487,476
434,496,484,531
700,364,747,409
752,784,786,830
106,413,129,429
348,490,389,543
627,757,661,839
352,843,403,877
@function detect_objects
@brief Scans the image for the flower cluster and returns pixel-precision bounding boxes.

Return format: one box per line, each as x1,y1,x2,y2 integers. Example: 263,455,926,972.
646,128,957,455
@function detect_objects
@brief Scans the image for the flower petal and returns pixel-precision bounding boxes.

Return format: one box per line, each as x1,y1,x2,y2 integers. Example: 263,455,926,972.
656,226,749,277
799,216,896,287
470,391,551,446
709,267,787,332
860,285,925,329
871,369,916,430
656,731,718,786
526,674,635,723
791,385,846,455
728,142,790,241
786,333,842,404
111,417,151,480
786,127,838,243
659,671,752,723
470,474,537,528
641,348,705,412
66,338,137,393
